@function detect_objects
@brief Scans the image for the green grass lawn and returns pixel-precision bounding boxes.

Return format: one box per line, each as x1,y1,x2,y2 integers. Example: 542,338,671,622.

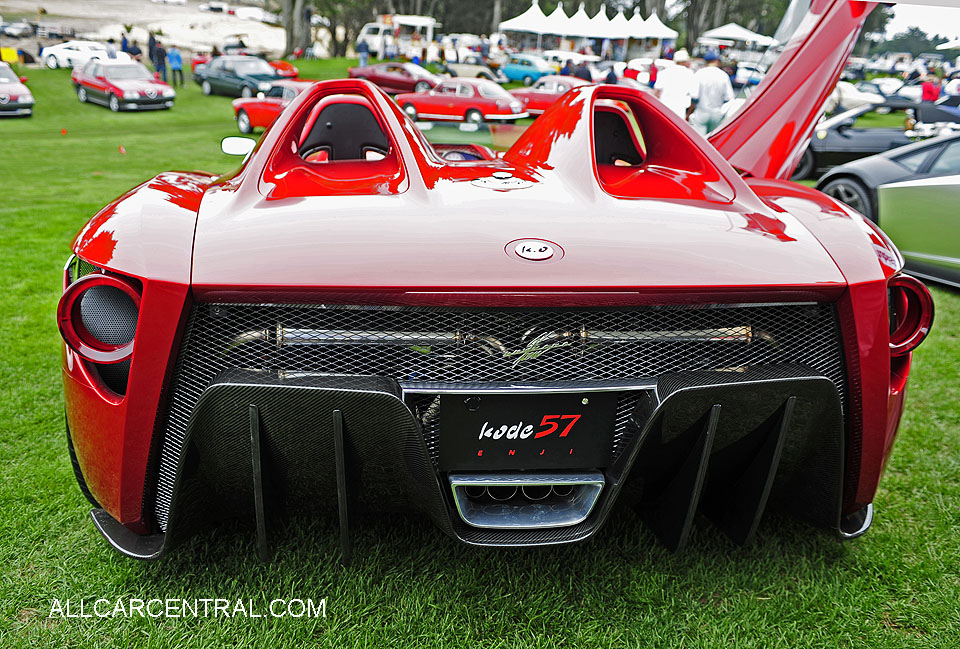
1,61,959,649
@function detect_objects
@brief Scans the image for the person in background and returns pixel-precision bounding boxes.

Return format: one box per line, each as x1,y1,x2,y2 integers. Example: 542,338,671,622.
689,50,734,135
654,49,695,118
648,59,658,88
573,60,592,82
147,31,157,63
128,40,142,61
560,59,574,76
921,74,940,102
120,33,128,53
945,72,960,97
153,41,167,82
604,66,617,84
167,44,183,87
356,39,369,68
105,38,118,59
480,35,490,59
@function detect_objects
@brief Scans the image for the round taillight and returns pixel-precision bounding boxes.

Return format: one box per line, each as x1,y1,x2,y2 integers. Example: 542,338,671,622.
888,274,934,357
57,273,141,364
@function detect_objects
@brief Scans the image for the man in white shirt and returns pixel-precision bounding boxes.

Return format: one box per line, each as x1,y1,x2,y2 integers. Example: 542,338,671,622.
690,50,734,135
654,49,696,118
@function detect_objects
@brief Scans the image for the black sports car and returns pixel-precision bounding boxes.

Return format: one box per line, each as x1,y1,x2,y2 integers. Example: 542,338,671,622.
815,132,960,221
193,55,280,98
791,104,914,180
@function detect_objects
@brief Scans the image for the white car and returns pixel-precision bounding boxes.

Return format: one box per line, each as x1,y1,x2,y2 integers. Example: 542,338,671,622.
151,0,187,4
2,21,33,38
41,41,131,69
824,81,884,114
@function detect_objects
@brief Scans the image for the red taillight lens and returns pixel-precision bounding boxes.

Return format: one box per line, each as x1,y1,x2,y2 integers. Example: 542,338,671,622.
57,273,141,363
888,274,934,357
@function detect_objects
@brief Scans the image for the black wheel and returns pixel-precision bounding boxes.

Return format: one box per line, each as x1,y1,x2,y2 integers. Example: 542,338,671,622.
240,85,254,98
821,177,874,220
76,86,87,103
402,103,418,121
522,75,534,86
201,80,212,95
465,108,483,124
108,94,120,112
67,417,100,508
791,148,815,180
237,109,252,134
414,80,431,93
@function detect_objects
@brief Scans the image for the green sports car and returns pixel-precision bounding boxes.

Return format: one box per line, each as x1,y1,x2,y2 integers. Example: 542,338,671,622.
193,55,280,98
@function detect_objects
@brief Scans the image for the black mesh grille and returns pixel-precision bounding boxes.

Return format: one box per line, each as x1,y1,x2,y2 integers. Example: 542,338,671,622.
80,286,138,346
153,302,847,530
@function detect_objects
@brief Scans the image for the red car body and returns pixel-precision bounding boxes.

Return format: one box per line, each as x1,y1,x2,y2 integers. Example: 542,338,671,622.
510,75,593,115
231,79,314,133
396,78,528,122
0,62,33,117
60,0,934,560
347,61,442,94
71,60,175,111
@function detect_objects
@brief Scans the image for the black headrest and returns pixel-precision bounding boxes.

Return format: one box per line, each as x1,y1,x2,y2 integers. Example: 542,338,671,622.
298,103,390,161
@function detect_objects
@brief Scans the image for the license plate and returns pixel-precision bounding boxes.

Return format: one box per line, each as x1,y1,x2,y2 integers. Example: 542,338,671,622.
438,391,619,471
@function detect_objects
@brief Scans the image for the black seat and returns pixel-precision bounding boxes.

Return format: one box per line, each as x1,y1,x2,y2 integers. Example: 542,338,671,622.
298,102,390,161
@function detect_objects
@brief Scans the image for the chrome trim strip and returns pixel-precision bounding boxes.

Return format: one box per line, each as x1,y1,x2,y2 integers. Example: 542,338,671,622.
400,379,657,396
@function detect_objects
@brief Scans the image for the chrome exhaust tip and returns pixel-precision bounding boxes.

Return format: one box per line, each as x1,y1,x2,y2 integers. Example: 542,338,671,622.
552,484,574,497
449,472,605,529
521,484,551,501
464,485,487,500
487,485,519,501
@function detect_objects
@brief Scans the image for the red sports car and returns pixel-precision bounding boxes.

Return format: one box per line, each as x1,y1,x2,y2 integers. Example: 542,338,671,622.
59,0,933,561
0,62,33,117
396,78,527,123
510,75,593,115
71,60,175,112
347,61,442,94
232,79,314,133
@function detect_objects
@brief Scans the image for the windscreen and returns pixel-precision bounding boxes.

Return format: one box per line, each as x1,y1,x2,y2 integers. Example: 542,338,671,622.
105,64,152,81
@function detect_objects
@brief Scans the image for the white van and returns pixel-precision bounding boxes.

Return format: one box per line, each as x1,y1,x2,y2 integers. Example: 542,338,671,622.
357,15,438,59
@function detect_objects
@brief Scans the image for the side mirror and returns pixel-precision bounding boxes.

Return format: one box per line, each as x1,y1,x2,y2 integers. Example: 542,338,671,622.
221,136,255,156
19,76,28,83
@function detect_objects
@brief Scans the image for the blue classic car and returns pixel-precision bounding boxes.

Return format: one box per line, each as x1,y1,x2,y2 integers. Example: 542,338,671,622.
500,53,555,86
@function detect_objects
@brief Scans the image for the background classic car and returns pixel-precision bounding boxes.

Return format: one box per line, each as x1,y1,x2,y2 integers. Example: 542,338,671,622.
396,78,526,122
0,61,33,117
510,75,593,115
816,132,960,220
193,55,280,97
71,60,175,112
347,61,442,94
232,79,313,133
878,173,960,288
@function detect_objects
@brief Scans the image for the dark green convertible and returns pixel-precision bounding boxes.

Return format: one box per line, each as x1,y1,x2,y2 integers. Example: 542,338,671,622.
193,55,280,98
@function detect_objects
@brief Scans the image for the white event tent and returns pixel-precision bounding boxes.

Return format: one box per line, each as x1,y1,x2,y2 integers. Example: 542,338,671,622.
498,1,677,56
701,22,774,47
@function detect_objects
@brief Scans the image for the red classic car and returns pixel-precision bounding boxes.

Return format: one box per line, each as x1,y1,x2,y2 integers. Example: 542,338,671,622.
71,60,175,112
347,61,442,94
510,75,593,115
0,62,34,117
232,79,314,133
396,78,527,123
59,0,932,561
269,60,299,78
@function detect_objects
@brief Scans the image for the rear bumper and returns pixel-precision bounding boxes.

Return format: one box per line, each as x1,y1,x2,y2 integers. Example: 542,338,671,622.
92,364,850,559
